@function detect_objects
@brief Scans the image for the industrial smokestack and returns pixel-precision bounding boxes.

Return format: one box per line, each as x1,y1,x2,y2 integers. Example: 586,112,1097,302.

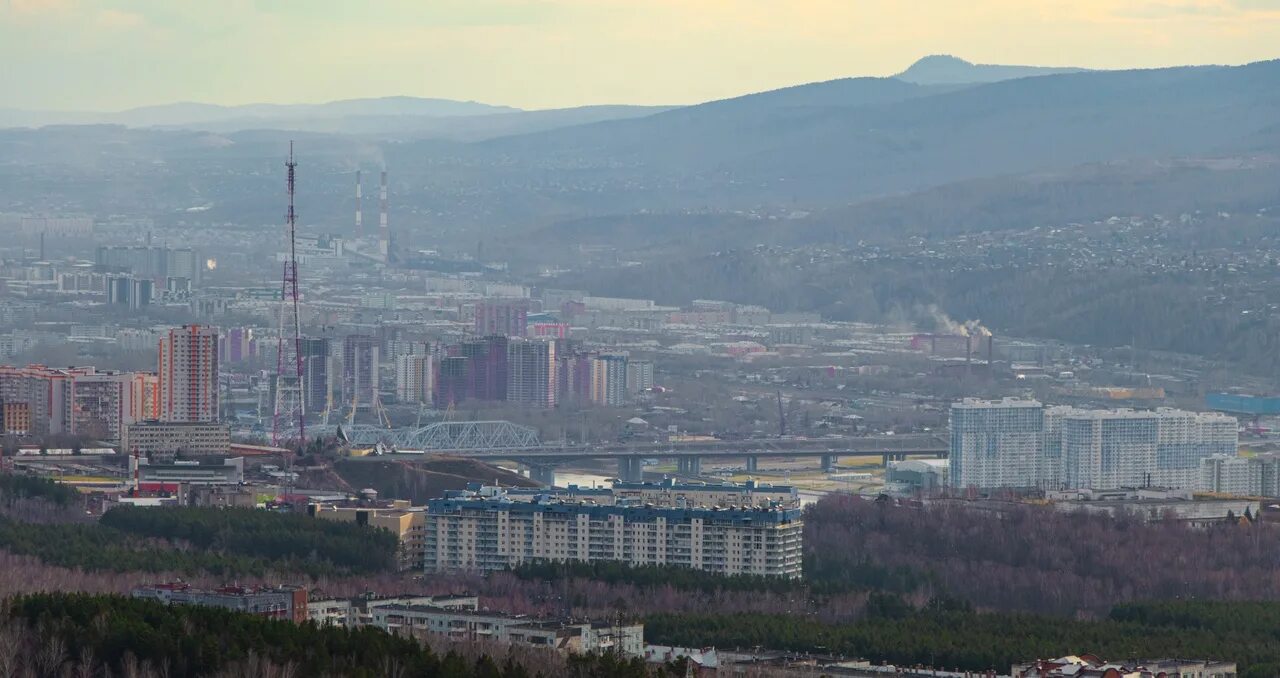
379,170,389,260
355,170,363,233
988,333,994,365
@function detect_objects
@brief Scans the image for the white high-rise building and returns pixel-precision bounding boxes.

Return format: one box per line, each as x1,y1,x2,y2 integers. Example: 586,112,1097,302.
626,359,654,394
1200,453,1280,497
950,400,1237,491
1060,408,1236,490
158,325,219,423
949,398,1044,489
395,354,434,405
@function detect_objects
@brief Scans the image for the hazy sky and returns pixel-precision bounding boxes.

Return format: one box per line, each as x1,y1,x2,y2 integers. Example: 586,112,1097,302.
4,0,1280,111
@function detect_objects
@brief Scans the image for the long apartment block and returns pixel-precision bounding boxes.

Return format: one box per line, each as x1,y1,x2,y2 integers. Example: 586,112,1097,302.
422,493,804,578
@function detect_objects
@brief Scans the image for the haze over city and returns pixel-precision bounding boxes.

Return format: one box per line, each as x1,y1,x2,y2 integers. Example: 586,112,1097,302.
3,2,1280,677
5,0,1280,110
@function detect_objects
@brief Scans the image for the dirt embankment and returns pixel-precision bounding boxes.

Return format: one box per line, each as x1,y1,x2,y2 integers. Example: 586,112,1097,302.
333,456,536,504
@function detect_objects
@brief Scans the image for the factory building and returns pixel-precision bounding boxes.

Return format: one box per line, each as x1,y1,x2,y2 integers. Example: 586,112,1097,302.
422,492,804,578
122,421,231,456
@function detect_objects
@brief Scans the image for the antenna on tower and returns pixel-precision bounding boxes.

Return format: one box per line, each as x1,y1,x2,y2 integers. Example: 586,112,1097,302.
378,169,389,262
355,170,363,234
274,141,306,452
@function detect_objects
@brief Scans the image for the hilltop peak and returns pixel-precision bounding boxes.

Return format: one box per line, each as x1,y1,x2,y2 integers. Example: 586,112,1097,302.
896,54,1089,85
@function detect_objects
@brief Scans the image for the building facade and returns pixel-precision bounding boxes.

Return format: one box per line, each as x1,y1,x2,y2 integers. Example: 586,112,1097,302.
341,335,379,411
132,583,306,623
949,398,1044,489
158,325,219,423
122,421,231,456
506,338,556,408
950,399,1238,491
422,494,804,578
395,354,433,405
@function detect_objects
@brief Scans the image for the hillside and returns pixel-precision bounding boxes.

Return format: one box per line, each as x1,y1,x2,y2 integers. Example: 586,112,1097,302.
333,456,537,504
895,54,1089,84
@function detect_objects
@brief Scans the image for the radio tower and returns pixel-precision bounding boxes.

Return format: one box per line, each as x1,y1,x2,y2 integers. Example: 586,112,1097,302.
273,142,306,449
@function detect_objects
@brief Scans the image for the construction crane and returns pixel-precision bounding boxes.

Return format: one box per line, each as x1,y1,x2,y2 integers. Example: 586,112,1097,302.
777,389,787,437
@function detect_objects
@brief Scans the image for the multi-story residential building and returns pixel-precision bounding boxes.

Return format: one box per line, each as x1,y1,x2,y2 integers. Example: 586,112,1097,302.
220,327,257,364
158,325,220,423
625,359,654,394
589,353,628,406
951,400,1238,491
434,356,470,407
506,338,556,408
949,398,1044,489
1061,408,1237,490
395,354,433,405
494,479,799,508
460,335,507,401
341,335,379,410
121,421,231,456
132,583,307,623
300,337,332,417
474,300,529,337
310,501,426,572
1200,453,1280,497
96,245,201,285
422,493,804,578
611,478,799,508
0,365,152,440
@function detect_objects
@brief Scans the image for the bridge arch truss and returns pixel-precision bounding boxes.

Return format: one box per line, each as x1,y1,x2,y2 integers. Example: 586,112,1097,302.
332,420,542,451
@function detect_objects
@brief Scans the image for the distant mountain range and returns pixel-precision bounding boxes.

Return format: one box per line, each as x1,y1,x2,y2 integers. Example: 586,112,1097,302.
0,54,1087,138
2,55,1279,239
895,54,1089,85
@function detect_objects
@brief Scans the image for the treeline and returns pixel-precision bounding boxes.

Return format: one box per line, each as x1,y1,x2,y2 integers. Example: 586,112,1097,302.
101,506,398,574
646,599,1277,678
0,473,79,507
4,593,662,678
0,516,264,576
0,506,398,578
805,494,1280,615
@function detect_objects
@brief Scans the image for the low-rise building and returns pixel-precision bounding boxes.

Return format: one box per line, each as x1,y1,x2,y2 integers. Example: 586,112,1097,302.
133,456,244,486
122,421,231,456
310,500,426,572
308,593,479,628
1013,656,1236,678
370,606,643,657
132,582,307,623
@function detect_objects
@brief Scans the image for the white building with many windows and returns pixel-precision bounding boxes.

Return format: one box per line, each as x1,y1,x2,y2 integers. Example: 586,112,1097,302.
422,493,803,578
950,400,1238,491
949,398,1045,489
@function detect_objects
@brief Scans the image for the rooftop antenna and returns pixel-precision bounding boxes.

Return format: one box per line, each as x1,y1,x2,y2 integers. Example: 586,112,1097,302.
273,141,306,452
355,170,363,234
378,170,389,262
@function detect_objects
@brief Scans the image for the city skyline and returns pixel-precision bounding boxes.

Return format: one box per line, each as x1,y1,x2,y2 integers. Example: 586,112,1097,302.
3,0,1280,111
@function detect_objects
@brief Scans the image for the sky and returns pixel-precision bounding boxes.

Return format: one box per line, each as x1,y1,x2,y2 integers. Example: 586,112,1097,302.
3,0,1280,111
